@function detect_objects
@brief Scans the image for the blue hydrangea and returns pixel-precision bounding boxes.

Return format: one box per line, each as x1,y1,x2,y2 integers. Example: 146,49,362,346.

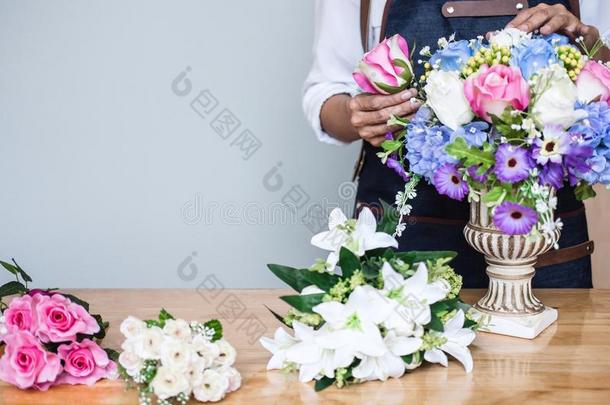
510,38,558,80
542,33,570,47
450,121,490,148
405,107,457,183
570,102,610,185
429,40,473,72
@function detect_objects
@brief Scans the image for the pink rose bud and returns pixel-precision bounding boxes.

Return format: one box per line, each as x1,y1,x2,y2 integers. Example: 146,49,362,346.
4,295,36,333
576,60,610,105
353,34,414,94
34,294,100,343
55,339,117,386
464,64,530,122
0,330,62,390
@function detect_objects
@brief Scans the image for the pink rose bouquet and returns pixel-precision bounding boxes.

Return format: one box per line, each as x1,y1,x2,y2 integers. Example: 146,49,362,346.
0,259,117,390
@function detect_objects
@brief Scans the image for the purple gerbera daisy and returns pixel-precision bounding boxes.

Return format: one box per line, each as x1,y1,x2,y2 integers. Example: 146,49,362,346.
433,164,468,201
493,201,538,235
494,144,534,183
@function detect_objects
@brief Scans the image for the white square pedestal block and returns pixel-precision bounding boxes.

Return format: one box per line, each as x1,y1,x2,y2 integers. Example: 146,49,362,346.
471,307,558,339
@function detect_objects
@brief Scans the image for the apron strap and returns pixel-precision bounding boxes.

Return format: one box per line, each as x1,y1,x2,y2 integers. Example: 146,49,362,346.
360,0,372,52
442,0,529,18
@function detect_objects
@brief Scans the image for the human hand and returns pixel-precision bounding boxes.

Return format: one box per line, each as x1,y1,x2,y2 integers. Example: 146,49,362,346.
348,88,421,147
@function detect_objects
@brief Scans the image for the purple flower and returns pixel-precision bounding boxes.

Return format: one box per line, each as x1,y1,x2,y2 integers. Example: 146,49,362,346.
433,164,468,201
539,162,564,189
493,202,538,235
494,144,534,183
467,165,491,183
386,157,410,182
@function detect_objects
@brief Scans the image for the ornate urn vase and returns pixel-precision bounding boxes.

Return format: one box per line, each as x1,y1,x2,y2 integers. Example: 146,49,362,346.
464,196,561,339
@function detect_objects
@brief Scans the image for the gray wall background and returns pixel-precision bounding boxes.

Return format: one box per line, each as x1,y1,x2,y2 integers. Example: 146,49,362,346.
0,0,360,288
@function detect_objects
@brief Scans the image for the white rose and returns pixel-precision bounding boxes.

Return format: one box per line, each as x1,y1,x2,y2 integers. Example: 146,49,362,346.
213,339,237,367
490,27,530,48
424,70,474,130
185,356,207,387
163,319,192,341
532,64,587,129
192,369,230,402
120,316,146,339
150,366,190,400
192,335,221,368
218,366,241,393
160,338,193,372
118,350,143,377
134,326,165,359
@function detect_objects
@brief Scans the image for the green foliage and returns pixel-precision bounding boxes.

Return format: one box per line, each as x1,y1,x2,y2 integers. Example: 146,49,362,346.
0,281,27,299
267,264,311,293
445,137,495,170
377,200,400,235
395,251,457,267
575,183,597,201
489,108,525,139
302,271,340,292
338,247,361,279
279,293,325,313
314,376,335,392
204,319,223,342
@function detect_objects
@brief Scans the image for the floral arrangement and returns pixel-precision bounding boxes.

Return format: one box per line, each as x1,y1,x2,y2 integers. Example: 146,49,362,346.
0,259,117,390
354,29,610,237
260,207,478,391
118,310,241,404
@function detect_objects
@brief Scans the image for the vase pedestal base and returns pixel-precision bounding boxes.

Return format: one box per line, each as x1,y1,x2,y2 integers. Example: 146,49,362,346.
470,306,558,339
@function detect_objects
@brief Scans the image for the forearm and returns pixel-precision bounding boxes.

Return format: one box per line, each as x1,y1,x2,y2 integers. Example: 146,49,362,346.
320,94,360,144
595,46,610,63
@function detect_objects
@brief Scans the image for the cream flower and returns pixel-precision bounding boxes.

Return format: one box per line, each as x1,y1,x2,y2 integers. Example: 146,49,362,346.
260,327,299,370
118,350,142,377
192,369,230,402
163,319,192,341
424,70,474,130
423,310,476,373
192,335,221,368
213,339,237,367
119,316,146,339
218,366,242,393
134,326,165,359
151,366,190,400
159,338,193,372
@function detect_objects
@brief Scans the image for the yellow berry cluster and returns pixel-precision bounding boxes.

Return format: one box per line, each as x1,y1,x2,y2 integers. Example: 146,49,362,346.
419,62,433,83
462,45,511,77
557,45,585,81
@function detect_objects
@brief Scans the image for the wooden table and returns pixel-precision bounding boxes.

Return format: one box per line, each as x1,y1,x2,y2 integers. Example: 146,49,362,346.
1,289,609,404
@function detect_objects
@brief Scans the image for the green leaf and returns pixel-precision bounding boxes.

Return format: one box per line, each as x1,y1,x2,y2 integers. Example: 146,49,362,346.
204,319,223,341
395,251,457,266
145,320,161,328
104,348,120,362
11,259,32,283
265,305,292,328
445,137,495,170
338,247,361,279
393,58,414,84
267,264,311,293
62,294,90,312
91,314,108,340
159,308,175,322
425,311,444,332
575,183,597,201
482,186,506,206
302,271,340,292
377,200,400,234
279,293,325,313
0,261,19,276
314,376,335,392
381,139,402,153
0,281,27,298
430,297,459,314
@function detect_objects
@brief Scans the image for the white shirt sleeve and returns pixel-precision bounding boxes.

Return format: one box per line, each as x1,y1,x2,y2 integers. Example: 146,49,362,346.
302,0,363,146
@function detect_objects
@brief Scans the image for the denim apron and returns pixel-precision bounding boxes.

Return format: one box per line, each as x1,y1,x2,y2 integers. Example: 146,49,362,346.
355,0,592,288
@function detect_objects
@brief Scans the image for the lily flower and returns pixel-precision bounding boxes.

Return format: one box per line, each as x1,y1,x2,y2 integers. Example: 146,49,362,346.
310,208,398,272
352,330,422,381
313,286,393,364
423,310,476,373
259,327,299,370
381,262,450,334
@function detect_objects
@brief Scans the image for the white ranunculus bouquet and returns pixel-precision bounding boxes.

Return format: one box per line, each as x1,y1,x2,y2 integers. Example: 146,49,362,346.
118,310,240,404
260,207,478,391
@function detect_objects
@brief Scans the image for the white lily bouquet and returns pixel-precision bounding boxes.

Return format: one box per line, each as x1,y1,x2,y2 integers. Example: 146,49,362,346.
118,309,241,404
260,205,478,391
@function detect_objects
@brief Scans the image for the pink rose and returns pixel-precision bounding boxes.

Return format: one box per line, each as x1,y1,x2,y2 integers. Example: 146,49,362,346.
0,330,62,390
464,64,530,121
55,339,117,386
353,34,413,94
4,295,36,333
576,60,610,105
34,294,99,343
